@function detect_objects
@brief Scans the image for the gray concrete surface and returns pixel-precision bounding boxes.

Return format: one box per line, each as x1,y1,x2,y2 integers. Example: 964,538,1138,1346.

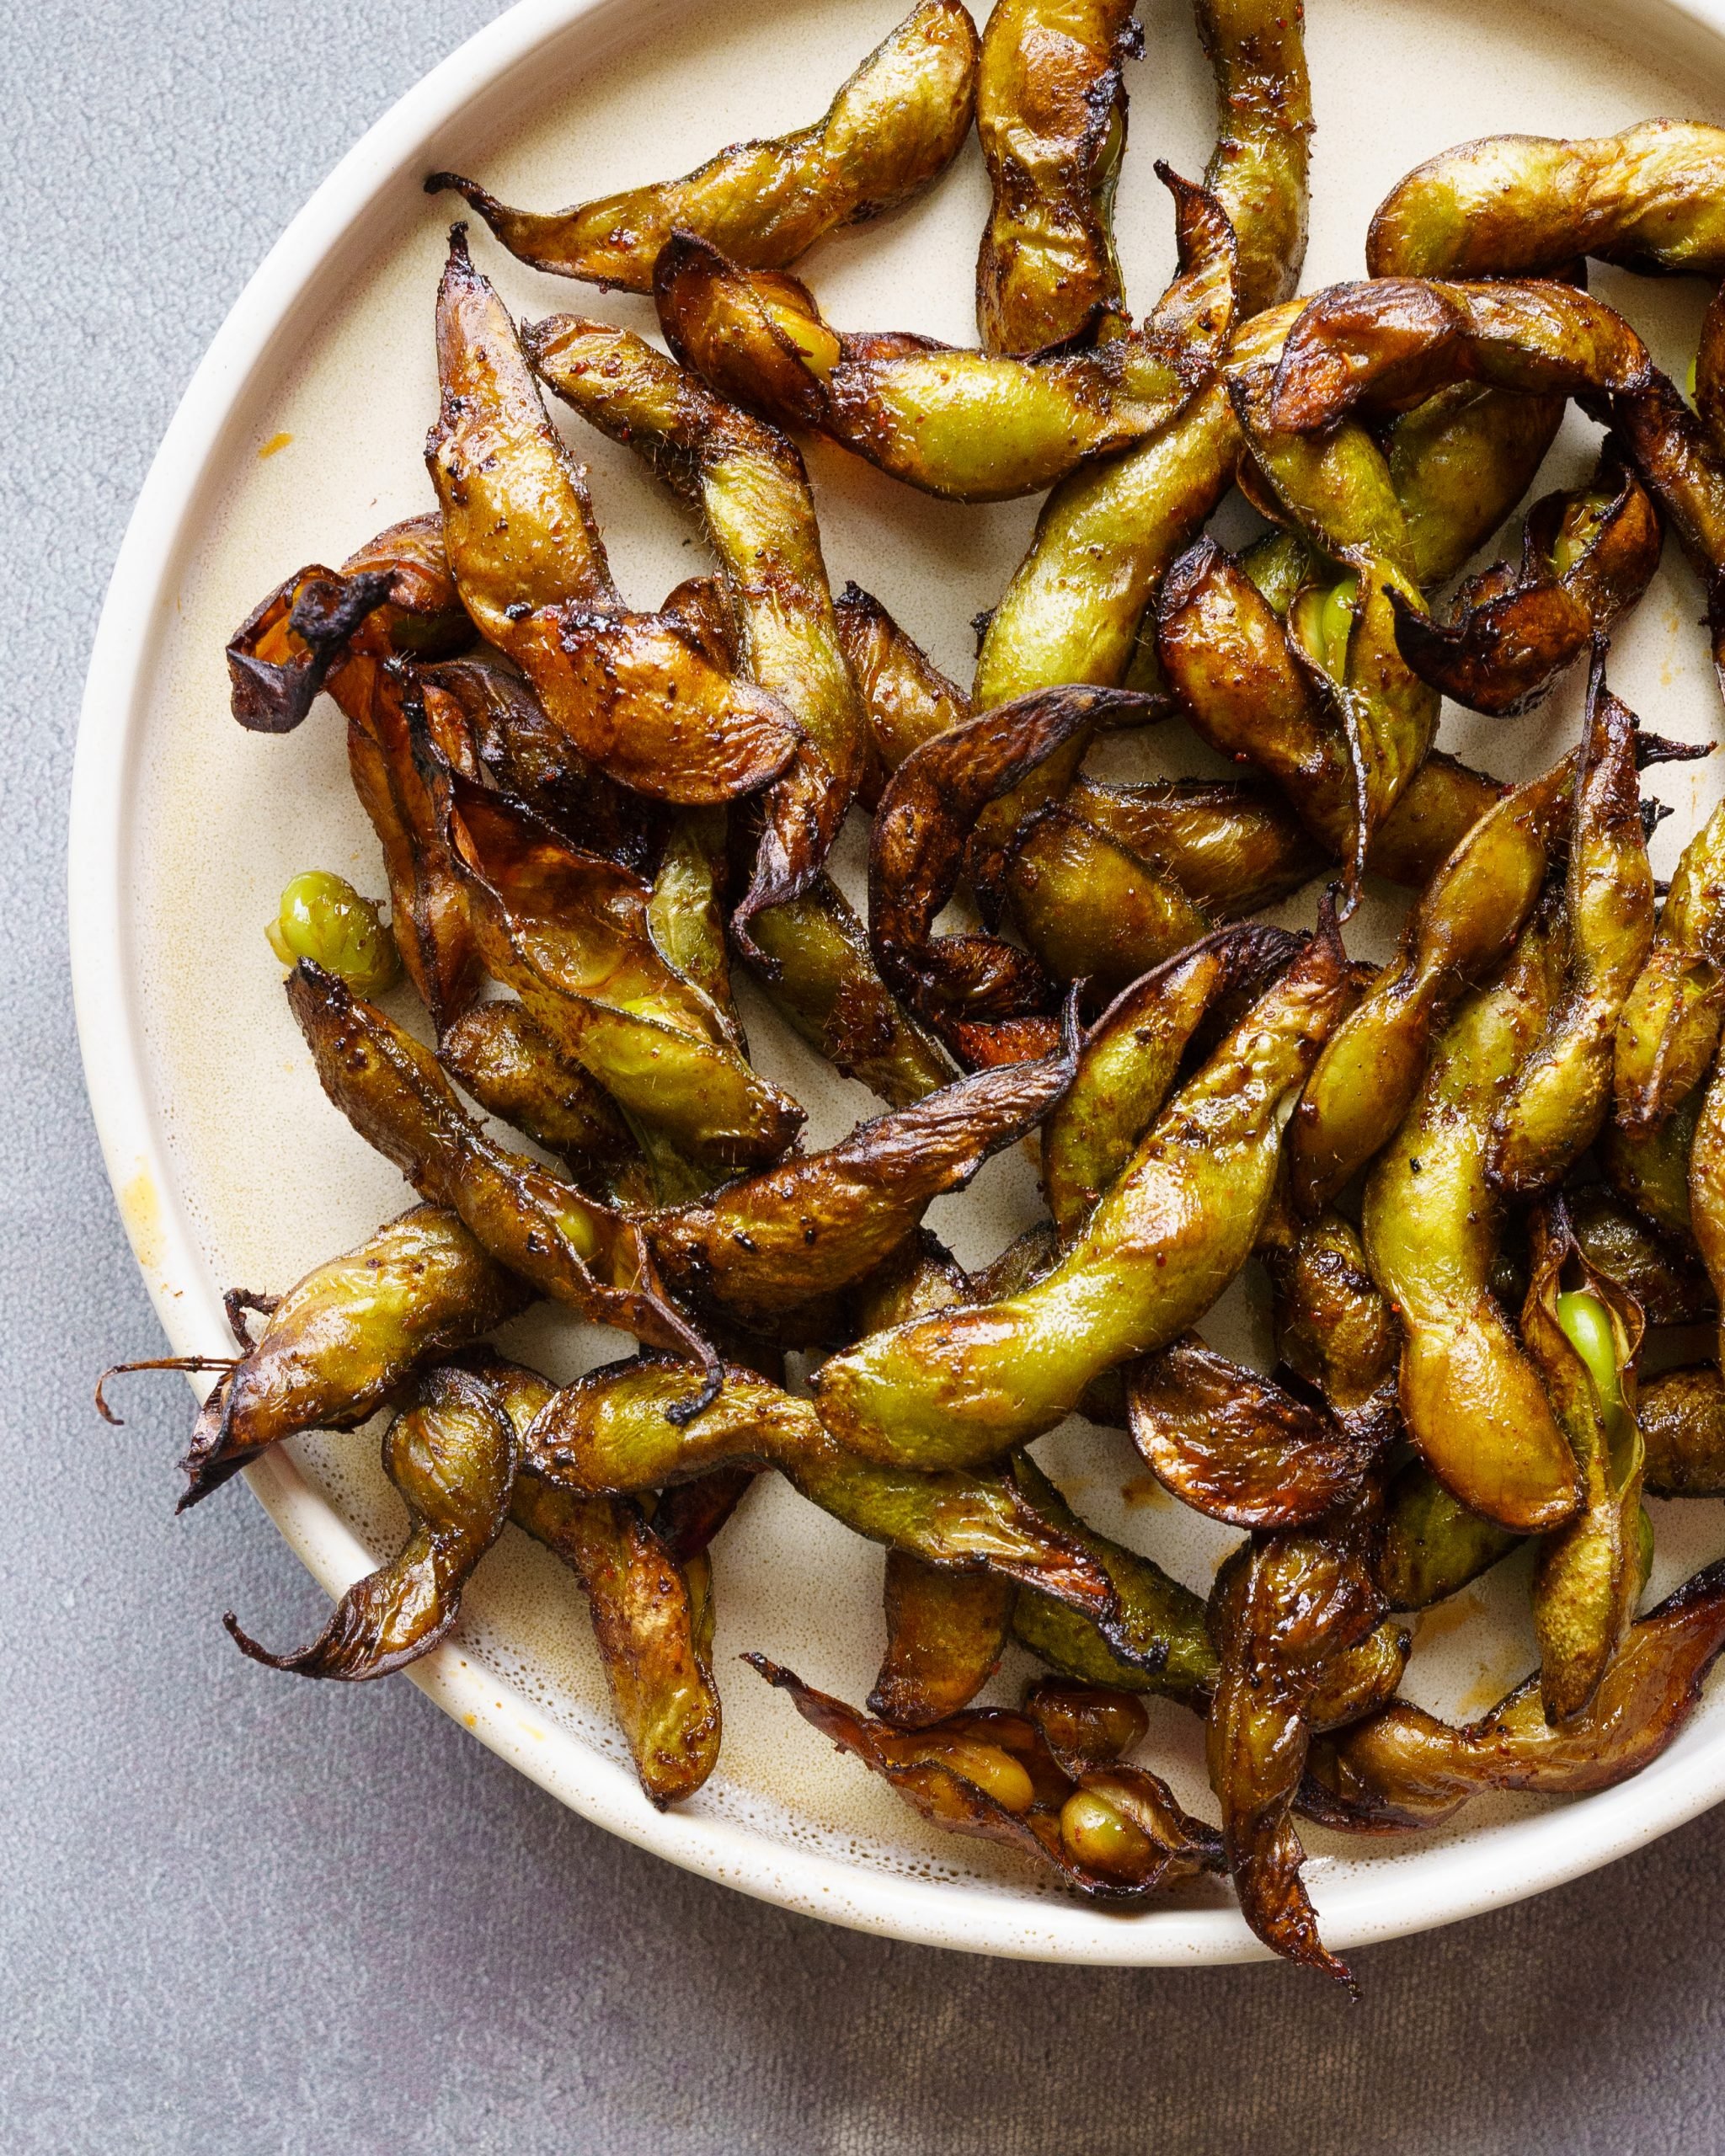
7,3,1725,2148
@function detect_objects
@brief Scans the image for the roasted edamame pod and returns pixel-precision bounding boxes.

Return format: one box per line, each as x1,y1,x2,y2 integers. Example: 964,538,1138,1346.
524,1356,1143,1645
1490,659,1655,1196
174,1206,530,1510
1366,122,1725,283
1567,1185,1715,1330
652,200,1209,504
1001,804,1214,1001
1194,0,1312,317
809,917,1349,1470
869,685,1153,1060
428,1,979,288
471,1354,723,1806
1391,442,1663,718
1641,1365,1725,1497
441,775,804,1173
1206,1492,1386,1988
225,1364,518,1680
1521,1201,1647,1723
286,963,718,1380
1302,1557,1725,1833
1258,1203,1401,1454
1363,903,1583,1533
1065,776,1323,917
835,584,971,806
438,1001,640,1189
1127,1337,1375,1528
1605,1084,1701,1243
642,1017,1077,1326
525,312,869,963
1689,1046,1725,1364
750,1660,1223,1903
1288,744,1573,1215
1157,538,1505,887
1268,279,1653,434
869,1555,1014,1726
974,0,1140,354
1039,924,1299,1240
1386,382,1566,590
1377,1460,1520,1613
1616,800,1725,1136
427,232,799,806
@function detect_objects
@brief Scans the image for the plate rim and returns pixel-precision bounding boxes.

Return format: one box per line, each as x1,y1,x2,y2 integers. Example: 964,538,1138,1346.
67,0,1725,1967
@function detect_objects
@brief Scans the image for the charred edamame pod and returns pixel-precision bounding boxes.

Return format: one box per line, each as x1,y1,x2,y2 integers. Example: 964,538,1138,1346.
835,584,970,806
974,0,1140,354
1303,1556,1725,1833
809,917,1348,1470
1386,382,1566,590
1490,661,1655,1196
1522,1203,1647,1724
1064,776,1323,917
429,1,979,287
1194,0,1312,317
438,1001,638,1187
750,1660,1222,1902
472,1354,723,1806
1258,1203,1401,1454
1363,904,1583,1534
1642,1364,1725,1497
1157,538,1505,888
441,776,803,1172
1288,746,1573,1215
526,312,869,960
1206,1494,1386,1988
1616,800,1725,1136
173,1206,530,1510
1268,279,1652,433
653,193,1213,504
525,1355,1149,1646
869,1555,1014,1726
226,1364,518,1680
1567,1184,1715,1329
427,232,799,805
1377,1460,1520,1613
1689,1050,1725,1364
1127,1337,1374,1529
642,1021,1077,1326
1002,804,1214,1001
1605,1084,1701,1243
868,684,1155,1062
286,963,718,1379
1392,443,1663,717
1366,122,1725,282
1039,924,1299,1240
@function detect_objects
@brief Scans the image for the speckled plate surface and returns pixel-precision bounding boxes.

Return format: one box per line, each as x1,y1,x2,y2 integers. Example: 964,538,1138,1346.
70,0,1725,1963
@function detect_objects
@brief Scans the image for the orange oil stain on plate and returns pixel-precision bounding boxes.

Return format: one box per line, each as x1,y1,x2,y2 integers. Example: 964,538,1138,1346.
257,430,294,459
1119,1472,1170,1510
120,1166,165,1273
1413,1586,1486,1649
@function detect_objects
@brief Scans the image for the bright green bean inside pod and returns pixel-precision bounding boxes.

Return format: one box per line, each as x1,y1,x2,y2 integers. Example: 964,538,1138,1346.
1289,574,1359,680
1556,1289,1626,1432
1059,1786,1151,1874
267,871,401,995
1549,489,1616,577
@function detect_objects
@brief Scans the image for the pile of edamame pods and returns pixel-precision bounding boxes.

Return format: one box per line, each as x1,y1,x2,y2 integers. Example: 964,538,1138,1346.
109,0,1725,1984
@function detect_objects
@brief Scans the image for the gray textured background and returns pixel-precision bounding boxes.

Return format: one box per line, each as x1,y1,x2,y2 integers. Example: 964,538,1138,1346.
8,2,1725,2149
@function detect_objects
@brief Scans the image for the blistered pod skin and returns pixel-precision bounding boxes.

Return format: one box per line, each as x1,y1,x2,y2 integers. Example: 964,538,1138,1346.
1288,750,1573,1215
808,921,1349,1471
1489,665,1655,1196
1304,1558,1725,1835
869,1555,1014,1726
1003,805,1214,1001
1363,908,1583,1534
1690,1052,1725,1369
225,1365,519,1681
428,2,978,287
1377,1461,1520,1613
1522,1206,1647,1726
974,0,1140,354
178,1207,531,1509
1616,800,1725,1136
1194,0,1313,317
1365,121,1725,282
1266,279,1653,435
426,234,800,804
1642,1364,1725,1497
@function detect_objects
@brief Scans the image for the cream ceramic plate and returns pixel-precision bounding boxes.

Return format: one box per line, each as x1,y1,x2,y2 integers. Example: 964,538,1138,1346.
71,0,1725,1965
